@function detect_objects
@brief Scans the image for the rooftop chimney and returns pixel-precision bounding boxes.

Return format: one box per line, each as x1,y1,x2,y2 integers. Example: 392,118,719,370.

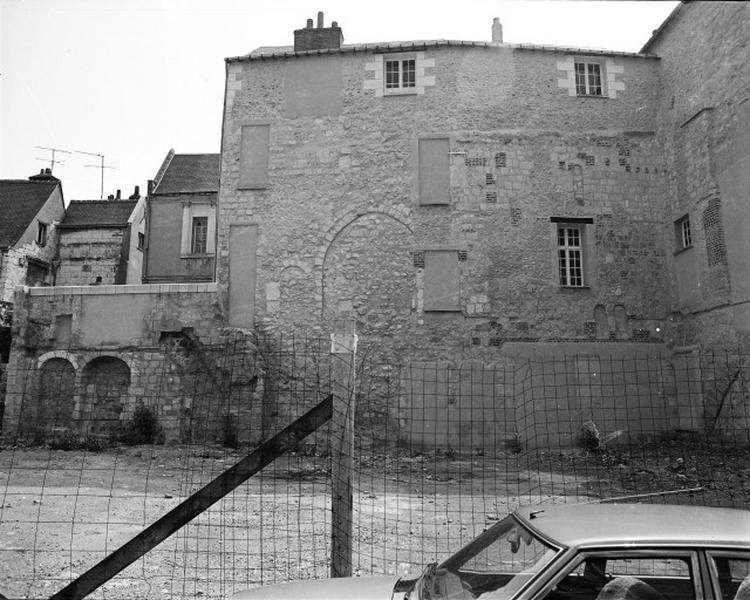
129,185,140,200
294,12,344,52
492,17,503,44
28,167,59,182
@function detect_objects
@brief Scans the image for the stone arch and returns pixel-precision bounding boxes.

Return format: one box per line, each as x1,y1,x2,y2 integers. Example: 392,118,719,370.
38,350,80,371
38,358,77,429
321,211,415,339
80,356,131,435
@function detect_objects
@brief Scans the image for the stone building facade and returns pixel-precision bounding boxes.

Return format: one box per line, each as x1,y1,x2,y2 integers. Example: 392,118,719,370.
218,15,679,360
56,199,140,286
645,2,750,348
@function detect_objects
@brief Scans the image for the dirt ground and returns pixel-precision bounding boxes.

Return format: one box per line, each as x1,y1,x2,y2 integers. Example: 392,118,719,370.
1,441,748,600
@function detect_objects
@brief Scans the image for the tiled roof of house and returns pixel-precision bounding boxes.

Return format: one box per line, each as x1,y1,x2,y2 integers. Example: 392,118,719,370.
59,200,138,229
0,179,60,247
230,39,657,62
152,153,220,195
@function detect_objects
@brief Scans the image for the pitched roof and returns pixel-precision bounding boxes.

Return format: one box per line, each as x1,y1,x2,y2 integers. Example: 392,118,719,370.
59,200,138,229
0,179,60,247
229,39,657,63
151,153,220,195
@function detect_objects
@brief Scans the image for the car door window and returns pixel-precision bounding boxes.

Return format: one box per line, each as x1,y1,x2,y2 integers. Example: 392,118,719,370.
708,555,750,600
539,553,698,600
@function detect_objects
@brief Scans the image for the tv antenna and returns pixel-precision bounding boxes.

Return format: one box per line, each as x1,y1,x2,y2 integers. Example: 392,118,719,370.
75,150,115,199
35,146,71,171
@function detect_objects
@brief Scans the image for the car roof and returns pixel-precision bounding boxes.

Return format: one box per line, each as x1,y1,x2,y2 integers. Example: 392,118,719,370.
515,503,750,548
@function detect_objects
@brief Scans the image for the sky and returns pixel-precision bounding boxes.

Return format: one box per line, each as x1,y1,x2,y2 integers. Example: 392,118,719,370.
0,0,678,203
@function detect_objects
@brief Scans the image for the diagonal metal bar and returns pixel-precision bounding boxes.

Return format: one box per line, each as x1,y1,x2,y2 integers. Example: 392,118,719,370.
49,395,333,600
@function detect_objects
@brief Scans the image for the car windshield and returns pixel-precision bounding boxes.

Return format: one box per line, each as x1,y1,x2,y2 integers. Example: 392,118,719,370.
412,514,559,600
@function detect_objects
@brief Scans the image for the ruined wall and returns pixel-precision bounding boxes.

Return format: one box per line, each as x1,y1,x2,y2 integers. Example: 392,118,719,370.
0,283,263,443
0,185,64,303
650,2,750,349
219,44,670,360
56,228,127,286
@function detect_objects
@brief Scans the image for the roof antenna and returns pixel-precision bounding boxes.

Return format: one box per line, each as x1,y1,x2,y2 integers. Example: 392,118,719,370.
75,150,115,199
35,146,71,172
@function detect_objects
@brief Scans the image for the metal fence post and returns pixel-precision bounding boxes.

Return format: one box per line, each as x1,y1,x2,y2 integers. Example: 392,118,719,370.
330,320,357,578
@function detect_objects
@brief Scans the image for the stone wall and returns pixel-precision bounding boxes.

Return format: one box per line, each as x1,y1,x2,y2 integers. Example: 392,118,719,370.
218,44,671,361
0,283,266,443
650,2,750,349
56,228,127,286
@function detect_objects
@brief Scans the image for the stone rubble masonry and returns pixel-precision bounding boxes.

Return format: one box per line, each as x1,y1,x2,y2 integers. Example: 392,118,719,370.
219,43,675,360
56,228,127,286
0,224,61,304
650,2,750,349
0,283,265,443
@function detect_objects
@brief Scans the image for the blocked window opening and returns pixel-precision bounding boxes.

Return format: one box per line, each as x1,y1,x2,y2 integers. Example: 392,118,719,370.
575,60,603,96
674,214,692,251
418,137,450,205
238,123,270,189
39,358,76,430
81,356,131,435
557,226,585,287
26,258,48,287
423,250,461,311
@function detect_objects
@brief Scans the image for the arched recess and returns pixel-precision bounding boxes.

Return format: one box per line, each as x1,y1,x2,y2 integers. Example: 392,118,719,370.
81,356,131,435
321,211,415,339
37,358,76,429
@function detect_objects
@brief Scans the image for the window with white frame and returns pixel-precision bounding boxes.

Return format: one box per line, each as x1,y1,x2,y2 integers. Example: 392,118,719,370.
385,57,416,91
675,214,692,250
575,60,603,96
557,225,585,287
181,204,216,256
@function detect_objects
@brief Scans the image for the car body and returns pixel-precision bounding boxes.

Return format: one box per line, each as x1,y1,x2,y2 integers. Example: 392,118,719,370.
232,503,750,600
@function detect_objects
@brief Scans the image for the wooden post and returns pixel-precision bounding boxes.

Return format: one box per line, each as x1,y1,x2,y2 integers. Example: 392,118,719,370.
330,319,357,578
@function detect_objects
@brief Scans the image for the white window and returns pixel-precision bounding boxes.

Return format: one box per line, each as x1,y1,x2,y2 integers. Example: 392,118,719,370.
385,57,416,90
675,215,692,250
37,221,48,246
364,52,435,97
181,204,215,256
558,225,585,287
575,60,603,96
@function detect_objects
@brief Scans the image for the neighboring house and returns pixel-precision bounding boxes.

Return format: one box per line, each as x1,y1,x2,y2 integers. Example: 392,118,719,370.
55,194,140,286
0,168,65,312
215,5,750,355
143,150,220,283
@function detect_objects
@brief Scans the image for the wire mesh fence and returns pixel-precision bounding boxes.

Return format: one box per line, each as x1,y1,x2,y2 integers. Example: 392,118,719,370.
0,333,748,600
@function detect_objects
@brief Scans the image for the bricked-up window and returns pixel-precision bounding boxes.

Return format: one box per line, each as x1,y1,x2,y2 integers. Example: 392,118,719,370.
575,60,603,96
558,226,584,287
418,137,450,205
37,221,48,246
385,57,416,91
191,217,208,254
675,214,692,250
424,250,461,311
239,123,270,189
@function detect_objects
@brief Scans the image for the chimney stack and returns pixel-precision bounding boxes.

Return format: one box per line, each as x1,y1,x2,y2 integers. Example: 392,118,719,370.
294,12,344,52
492,17,503,44
129,185,140,200
116,189,121,200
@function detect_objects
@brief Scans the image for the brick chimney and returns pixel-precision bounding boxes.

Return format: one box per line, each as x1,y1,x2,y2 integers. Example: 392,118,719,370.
293,12,344,52
28,168,59,181
492,17,503,44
